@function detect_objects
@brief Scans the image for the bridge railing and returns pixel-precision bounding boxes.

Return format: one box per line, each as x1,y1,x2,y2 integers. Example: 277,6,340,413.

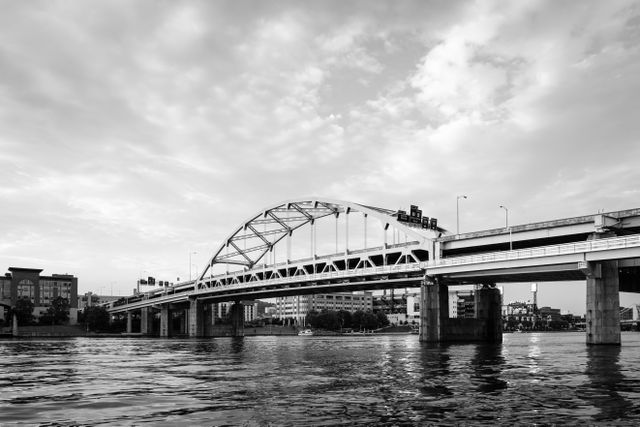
429,234,640,268
199,262,424,293
204,240,423,283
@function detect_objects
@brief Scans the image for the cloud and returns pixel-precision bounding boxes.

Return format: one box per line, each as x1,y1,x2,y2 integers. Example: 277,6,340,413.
0,0,638,301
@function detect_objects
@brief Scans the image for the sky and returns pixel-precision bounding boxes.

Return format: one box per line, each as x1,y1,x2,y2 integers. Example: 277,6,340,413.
1,0,639,314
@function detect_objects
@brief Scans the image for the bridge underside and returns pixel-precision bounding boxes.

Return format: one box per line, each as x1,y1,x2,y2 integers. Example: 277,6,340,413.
197,275,424,303
440,264,640,291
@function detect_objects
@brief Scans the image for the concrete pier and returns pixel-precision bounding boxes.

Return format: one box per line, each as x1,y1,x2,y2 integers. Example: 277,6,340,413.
188,299,204,337
473,286,503,343
160,304,170,337
230,302,244,337
140,307,152,335
586,261,621,345
420,277,503,343
420,276,448,342
126,311,132,334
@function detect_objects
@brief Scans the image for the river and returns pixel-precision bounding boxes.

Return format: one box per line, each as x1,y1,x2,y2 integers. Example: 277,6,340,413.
1,332,640,425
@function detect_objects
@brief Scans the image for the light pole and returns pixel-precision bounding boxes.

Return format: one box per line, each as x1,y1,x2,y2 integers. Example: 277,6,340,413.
499,205,509,228
457,195,467,234
189,251,197,281
499,205,512,250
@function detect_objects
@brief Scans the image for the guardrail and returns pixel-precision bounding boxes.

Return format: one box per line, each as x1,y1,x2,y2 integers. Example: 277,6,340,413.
109,262,425,312
198,262,424,293
428,234,640,268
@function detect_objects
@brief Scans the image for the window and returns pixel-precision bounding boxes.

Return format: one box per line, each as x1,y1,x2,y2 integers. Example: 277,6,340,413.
0,280,10,299
18,279,35,298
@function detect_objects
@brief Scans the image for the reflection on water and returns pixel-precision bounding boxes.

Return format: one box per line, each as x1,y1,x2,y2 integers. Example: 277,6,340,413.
1,333,640,425
582,345,633,421
471,343,507,394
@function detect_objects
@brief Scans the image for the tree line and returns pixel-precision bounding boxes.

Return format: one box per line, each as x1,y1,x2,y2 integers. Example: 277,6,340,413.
6,296,70,326
305,309,389,331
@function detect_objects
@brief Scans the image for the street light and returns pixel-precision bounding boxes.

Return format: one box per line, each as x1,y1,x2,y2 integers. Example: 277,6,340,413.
499,205,512,250
456,195,467,234
499,205,509,228
189,251,197,281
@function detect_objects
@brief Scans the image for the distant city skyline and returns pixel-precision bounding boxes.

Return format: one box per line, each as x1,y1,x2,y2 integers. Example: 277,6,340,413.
2,1,639,315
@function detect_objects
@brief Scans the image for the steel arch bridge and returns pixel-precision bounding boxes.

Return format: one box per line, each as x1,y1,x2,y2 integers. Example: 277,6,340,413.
108,198,446,313
191,198,446,301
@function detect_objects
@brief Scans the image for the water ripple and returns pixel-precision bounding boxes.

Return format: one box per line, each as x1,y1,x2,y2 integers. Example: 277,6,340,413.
2,333,640,425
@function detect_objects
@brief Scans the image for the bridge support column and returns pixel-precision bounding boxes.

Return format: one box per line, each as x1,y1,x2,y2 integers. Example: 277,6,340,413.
160,304,171,337
140,307,152,336
475,285,503,343
230,302,244,337
126,311,132,334
419,276,448,342
189,299,204,337
12,313,18,337
211,303,218,325
586,261,621,345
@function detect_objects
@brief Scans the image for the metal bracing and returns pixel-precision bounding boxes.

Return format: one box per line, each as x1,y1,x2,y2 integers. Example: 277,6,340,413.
197,198,445,282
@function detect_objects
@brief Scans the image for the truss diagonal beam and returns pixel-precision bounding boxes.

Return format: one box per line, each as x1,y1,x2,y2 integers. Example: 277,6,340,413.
247,224,272,247
268,211,292,233
228,241,253,266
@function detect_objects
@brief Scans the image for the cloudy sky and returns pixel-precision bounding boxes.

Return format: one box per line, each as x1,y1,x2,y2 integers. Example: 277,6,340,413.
1,0,639,313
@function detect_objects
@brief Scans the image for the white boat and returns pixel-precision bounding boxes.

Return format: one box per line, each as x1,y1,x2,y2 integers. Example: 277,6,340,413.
298,329,314,336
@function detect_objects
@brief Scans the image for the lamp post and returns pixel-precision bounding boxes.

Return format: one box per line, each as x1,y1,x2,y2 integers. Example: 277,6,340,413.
499,205,512,250
189,251,197,282
456,195,467,234
499,205,509,228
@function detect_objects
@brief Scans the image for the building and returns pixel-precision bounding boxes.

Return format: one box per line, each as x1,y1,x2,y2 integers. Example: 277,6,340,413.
217,300,275,322
380,292,421,325
274,292,373,325
78,292,126,311
538,306,562,323
450,290,476,318
0,267,79,324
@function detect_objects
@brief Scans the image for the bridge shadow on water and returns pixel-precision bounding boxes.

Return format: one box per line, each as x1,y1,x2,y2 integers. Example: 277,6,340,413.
418,342,507,398
581,345,634,421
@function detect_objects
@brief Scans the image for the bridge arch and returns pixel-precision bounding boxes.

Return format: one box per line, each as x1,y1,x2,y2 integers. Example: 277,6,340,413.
198,197,447,280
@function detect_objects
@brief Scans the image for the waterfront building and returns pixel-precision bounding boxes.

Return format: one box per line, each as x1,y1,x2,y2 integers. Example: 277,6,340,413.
79,292,126,311
538,306,562,323
450,290,476,318
502,301,536,329
0,267,79,324
381,292,421,325
217,300,275,322
620,304,640,321
275,292,373,325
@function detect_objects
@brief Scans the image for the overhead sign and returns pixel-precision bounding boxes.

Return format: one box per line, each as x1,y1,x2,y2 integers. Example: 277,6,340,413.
397,205,437,230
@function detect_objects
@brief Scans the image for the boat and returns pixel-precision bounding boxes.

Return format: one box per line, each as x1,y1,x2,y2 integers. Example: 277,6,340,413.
298,329,314,336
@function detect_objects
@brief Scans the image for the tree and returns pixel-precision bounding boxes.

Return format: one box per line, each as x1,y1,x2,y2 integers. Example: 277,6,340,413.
375,311,390,328
362,311,378,330
337,310,352,330
82,306,111,331
42,296,70,325
13,297,35,325
352,310,365,330
305,310,320,328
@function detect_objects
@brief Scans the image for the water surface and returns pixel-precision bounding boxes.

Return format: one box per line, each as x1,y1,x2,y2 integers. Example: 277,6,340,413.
1,332,640,425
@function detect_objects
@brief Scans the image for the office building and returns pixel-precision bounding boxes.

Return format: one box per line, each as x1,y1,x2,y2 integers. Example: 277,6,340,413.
0,267,79,324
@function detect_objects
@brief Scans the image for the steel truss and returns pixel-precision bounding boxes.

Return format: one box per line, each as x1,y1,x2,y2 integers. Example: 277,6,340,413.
197,198,444,282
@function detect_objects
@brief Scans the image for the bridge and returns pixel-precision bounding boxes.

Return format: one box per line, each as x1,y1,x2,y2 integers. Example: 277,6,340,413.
108,198,640,345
